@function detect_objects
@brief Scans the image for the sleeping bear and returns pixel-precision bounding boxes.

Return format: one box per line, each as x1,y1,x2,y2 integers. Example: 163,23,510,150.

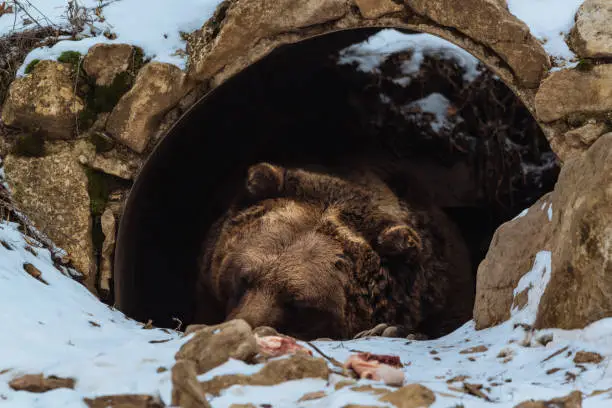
193,161,474,340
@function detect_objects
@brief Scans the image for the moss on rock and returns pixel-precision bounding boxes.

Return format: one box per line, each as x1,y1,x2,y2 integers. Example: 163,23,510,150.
57,51,83,72
85,168,112,217
24,59,41,75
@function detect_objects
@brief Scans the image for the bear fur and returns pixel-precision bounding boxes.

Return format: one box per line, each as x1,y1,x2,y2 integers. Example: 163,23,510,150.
193,161,474,340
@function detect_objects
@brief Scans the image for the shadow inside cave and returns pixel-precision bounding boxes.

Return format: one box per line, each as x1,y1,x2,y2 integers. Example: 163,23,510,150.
114,28,559,330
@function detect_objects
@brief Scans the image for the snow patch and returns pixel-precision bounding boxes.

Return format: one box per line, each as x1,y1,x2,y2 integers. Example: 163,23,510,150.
338,29,482,84
507,0,585,67
513,208,529,221
511,251,552,325
547,203,553,221
407,93,453,132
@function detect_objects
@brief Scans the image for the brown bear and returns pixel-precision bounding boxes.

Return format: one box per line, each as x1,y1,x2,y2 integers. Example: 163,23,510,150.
193,161,474,340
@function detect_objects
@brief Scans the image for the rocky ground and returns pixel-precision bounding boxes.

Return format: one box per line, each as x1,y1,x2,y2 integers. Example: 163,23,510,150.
0,212,611,407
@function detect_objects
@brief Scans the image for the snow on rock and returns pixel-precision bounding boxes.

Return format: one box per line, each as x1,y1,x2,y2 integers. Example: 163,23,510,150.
511,251,552,325
507,0,585,67
406,93,455,133
338,29,482,84
0,0,224,74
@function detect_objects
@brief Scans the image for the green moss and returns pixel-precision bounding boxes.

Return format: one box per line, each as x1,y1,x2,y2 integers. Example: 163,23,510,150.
576,58,594,72
132,46,146,71
12,133,45,157
85,168,111,216
57,50,83,72
90,71,133,113
24,59,41,75
78,107,98,132
89,132,115,153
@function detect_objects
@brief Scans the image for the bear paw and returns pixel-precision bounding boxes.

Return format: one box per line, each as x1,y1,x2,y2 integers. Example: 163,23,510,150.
354,323,428,340
246,162,284,199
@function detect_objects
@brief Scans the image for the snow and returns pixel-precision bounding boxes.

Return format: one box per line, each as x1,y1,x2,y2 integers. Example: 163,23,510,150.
513,208,529,221
511,251,552,325
0,0,223,74
507,0,585,67
407,93,453,132
1,217,611,407
338,29,483,84
548,204,553,221
0,221,186,406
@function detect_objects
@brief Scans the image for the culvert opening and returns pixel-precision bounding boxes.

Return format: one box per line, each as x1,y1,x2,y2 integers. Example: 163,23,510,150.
114,28,560,337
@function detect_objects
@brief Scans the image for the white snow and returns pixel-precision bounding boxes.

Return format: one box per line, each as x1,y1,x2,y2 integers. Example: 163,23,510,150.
512,208,529,221
507,0,585,67
548,204,553,221
0,0,85,34
0,0,223,74
1,217,611,407
0,221,187,406
511,251,552,325
406,93,453,132
338,29,482,84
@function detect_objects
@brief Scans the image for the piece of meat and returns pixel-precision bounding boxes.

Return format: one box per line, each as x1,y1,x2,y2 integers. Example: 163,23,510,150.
344,353,405,386
255,334,313,357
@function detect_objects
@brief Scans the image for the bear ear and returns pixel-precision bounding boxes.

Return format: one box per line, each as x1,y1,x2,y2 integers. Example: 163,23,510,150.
246,162,284,199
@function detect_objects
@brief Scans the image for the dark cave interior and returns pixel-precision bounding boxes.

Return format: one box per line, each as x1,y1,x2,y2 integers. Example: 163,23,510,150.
113,28,560,330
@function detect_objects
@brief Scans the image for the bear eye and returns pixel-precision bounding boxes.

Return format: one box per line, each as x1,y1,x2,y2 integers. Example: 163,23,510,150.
334,253,351,270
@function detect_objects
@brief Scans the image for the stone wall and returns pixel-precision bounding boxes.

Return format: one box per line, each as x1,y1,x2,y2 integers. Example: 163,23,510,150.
0,0,610,313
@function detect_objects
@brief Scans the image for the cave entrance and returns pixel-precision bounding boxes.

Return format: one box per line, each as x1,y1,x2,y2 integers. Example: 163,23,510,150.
114,28,559,330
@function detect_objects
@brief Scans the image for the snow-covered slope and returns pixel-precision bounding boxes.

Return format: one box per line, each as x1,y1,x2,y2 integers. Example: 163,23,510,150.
0,0,223,73
0,217,611,407
0,221,185,406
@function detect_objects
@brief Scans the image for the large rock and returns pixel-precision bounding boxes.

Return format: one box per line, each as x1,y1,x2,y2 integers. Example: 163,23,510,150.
106,62,194,153
175,319,258,374
379,384,436,408
535,65,612,123
76,138,140,180
474,134,612,330
570,0,612,58
4,143,95,288
536,134,612,329
474,194,552,329
9,374,75,393
549,123,610,162
514,391,582,408
188,0,349,80
199,354,329,396
171,359,211,408
564,122,608,150
404,0,550,87
1,60,84,139
83,43,136,86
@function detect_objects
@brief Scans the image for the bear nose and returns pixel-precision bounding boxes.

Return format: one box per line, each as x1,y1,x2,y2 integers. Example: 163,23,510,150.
226,290,281,329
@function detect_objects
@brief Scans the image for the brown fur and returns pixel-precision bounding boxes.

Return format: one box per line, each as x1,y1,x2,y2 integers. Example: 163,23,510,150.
194,162,474,340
